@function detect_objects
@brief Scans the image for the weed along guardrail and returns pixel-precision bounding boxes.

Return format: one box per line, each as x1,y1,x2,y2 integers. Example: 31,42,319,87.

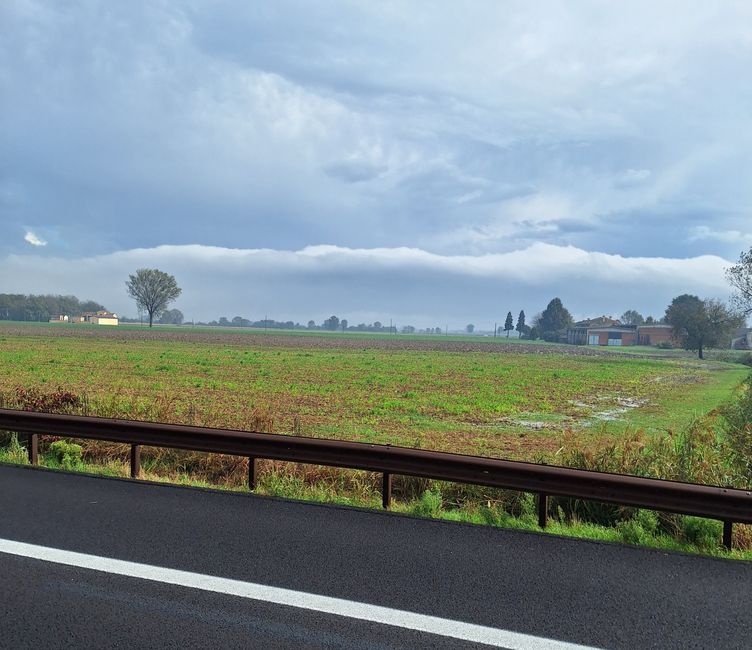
1,408,751,550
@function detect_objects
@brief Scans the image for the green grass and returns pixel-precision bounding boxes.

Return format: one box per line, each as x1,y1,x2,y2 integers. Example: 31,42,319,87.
0,327,746,459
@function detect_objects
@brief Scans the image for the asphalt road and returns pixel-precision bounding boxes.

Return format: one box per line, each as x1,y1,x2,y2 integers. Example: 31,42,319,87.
1,464,750,649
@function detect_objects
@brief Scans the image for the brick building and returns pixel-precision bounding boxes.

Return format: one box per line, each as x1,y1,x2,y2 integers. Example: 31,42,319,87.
637,324,675,346
567,320,677,348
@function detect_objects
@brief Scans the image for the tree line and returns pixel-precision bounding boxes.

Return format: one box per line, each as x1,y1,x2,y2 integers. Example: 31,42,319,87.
204,316,403,333
0,294,106,322
7,246,752,359
488,248,752,358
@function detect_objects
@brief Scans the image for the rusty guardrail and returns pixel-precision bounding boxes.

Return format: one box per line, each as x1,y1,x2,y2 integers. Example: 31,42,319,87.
1,408,750,550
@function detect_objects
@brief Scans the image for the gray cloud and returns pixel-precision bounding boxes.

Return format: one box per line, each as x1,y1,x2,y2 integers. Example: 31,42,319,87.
0,0,750,318
323,160,387,183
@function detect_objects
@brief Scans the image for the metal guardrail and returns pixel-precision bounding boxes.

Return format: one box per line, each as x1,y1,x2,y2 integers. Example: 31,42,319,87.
1,408,750,550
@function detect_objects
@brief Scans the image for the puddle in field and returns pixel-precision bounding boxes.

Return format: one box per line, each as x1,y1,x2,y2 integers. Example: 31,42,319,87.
650,374,704,385
497,394,648,431
499,414,574,431
571,395,648,425
510,420,548,430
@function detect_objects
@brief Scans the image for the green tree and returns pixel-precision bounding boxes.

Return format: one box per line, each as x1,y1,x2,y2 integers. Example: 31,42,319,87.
125,269,181,328
504,311,514,337
0,294,106,321
341,319,348,331
665,294,742,359
466,323,474,333
726,247,752,315
537,298,573,342
159,309,184,325
323,315,340,331
620,309,644,326
515,310,526,337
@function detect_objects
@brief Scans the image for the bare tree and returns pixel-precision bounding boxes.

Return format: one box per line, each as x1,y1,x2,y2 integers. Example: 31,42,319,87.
126,269,182,328
726,248,752,315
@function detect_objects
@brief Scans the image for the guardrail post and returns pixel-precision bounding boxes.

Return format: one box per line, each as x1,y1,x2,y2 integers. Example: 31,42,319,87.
130,444,141,478
537,493,548,528
382,472,392,509
723,521,733,551
248,457,258,491
27,434,38,465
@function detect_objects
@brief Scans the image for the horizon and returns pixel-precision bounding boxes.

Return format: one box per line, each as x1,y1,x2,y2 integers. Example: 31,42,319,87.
2,2,751,324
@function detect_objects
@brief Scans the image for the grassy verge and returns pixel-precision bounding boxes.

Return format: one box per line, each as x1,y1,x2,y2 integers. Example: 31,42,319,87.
2,438,750,561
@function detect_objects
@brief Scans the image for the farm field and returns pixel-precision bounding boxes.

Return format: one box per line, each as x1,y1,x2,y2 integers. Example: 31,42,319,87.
2,321,751,558
0,322,746,460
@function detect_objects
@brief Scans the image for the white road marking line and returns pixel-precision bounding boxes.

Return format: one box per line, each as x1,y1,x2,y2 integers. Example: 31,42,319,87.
0,538,599,650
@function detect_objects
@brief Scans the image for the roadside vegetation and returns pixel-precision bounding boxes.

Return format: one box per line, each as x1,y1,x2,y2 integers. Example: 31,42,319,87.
0,324,750,559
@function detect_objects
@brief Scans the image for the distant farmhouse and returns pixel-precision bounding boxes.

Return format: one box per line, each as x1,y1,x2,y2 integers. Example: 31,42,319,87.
48,315,69,323
71,310,119,326
567,316,675,347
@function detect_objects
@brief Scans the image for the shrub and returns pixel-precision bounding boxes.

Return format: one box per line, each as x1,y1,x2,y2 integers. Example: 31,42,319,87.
49,440,83,470
617,510,659,545
680,517,722,550
617,520,650,546
719,378,752,488
12,387,82,413
412,489,443,518
713,350,752,366
634,509,659,535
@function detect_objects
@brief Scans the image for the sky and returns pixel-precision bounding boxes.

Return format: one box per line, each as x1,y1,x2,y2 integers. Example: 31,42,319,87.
1,1,751,326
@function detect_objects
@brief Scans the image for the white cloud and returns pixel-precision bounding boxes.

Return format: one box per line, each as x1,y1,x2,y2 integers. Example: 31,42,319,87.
0,243,733,325
23,230,47,247
688,226,752,246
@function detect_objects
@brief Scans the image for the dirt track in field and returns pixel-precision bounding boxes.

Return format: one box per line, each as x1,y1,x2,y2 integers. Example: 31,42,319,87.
0,323,681,358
